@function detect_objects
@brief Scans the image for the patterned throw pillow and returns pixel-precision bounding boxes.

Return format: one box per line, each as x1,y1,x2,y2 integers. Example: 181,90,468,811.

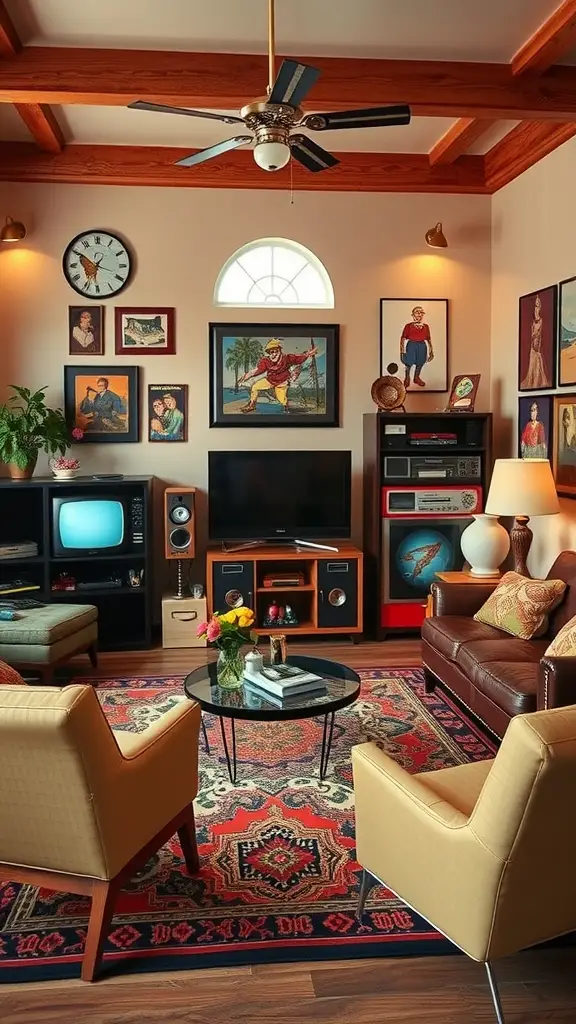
474,571,566,640
0,660,26,685
545,614,576,657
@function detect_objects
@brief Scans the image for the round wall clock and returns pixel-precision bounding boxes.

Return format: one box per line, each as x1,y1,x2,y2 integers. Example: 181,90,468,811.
62,229,133,297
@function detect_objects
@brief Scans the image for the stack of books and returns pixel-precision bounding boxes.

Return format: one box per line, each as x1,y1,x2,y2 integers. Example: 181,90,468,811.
243,662,326,707
0,540,38,560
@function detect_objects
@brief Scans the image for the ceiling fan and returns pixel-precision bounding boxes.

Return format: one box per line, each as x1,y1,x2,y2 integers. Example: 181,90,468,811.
128,0,411,174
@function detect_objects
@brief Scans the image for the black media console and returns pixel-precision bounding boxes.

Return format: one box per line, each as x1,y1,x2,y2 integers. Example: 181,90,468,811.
0,475,153,650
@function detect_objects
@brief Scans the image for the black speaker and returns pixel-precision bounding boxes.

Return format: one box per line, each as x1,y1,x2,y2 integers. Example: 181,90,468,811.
164,488,195,559
211,560,254,614
317,559,358,628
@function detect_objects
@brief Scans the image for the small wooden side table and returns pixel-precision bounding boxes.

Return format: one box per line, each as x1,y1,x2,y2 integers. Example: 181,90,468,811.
425,570,502,617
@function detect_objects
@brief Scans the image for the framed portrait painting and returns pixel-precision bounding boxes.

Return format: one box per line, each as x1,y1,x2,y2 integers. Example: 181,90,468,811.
518,284,557,391
115,307,175,355
64,365,140,443
68,305,104,356
209,322,339,427
148,384,188,441
518,395,552,461
380,298,448,393
558,277,576,386
552,394,576,497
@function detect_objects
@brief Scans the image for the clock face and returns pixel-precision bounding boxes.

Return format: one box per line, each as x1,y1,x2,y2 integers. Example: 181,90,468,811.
63,230,132,297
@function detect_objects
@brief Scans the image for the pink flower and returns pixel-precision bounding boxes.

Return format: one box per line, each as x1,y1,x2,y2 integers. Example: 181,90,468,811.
72,427,84,441
206,618,221,642
197,620,208,637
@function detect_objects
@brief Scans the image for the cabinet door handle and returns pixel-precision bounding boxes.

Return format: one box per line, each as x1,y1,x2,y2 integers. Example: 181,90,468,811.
248,591,253,607
319,589,324,602
171,611,197,622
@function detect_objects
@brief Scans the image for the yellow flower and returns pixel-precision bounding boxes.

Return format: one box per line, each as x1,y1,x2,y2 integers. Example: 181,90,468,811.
219,611,237,624
238,615,251,627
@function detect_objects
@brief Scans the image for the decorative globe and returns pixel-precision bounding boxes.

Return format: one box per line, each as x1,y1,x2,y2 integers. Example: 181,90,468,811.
396,529,454,591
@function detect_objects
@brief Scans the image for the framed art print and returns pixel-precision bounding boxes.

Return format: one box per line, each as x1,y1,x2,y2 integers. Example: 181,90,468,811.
447,373,480,412
148,384,188,441
380,298,448,393
518,395,552,461
115,307,175,355
209,322,339,427
558,277,576,386
518,285,557,391
552,394,576,497
68,305,104,356
64,365,140,443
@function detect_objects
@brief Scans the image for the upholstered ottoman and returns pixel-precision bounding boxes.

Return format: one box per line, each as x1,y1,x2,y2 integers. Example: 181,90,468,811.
0,604,98,684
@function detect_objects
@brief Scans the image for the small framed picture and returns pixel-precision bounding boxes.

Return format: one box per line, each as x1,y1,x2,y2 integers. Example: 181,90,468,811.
148,384,188,441
68,305,104,355
558,277,576,387
447,374,480,412
380,298,448,393
64,365,140,443
552,394,576,497
115,307,175,355
518,285,557,391
518,395,552,461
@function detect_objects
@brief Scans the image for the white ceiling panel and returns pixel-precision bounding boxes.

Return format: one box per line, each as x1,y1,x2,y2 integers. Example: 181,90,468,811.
0,104,34,142
470,121,521,154
5,0,559,62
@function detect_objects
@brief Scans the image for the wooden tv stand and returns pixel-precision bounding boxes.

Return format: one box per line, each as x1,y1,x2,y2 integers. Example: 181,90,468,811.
207,544,363,640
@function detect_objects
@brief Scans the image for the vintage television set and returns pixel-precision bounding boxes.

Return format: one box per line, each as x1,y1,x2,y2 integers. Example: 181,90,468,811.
51,493,145,557
208,450,351,543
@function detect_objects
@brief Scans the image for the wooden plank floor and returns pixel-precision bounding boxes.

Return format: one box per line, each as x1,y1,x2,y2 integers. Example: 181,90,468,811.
3,639,575,1021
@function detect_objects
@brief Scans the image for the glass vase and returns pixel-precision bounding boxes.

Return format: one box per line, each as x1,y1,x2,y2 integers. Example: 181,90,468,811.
216,645,245,689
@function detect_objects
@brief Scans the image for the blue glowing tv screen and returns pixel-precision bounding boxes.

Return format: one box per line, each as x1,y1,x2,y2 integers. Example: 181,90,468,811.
55,499,124,552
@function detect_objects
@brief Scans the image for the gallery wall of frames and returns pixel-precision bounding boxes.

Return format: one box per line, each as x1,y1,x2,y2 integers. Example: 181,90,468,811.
517,276,576,498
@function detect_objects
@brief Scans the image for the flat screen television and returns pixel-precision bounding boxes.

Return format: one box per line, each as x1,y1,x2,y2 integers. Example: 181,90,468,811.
51,495,144,557
208,450,351,542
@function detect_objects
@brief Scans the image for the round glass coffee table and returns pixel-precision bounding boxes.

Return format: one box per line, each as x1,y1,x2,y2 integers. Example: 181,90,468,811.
184,654,360,784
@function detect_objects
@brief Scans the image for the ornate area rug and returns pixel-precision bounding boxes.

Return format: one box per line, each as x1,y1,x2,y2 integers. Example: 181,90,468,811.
0,668,496,981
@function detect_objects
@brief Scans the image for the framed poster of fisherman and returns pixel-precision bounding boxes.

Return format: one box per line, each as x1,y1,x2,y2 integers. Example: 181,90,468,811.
209,323,339,427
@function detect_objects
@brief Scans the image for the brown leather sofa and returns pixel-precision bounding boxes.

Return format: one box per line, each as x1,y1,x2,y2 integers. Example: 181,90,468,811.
422,550,576,738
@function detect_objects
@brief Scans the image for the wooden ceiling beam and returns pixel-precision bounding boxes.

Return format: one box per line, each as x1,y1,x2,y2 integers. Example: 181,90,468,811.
0,2,64,153
3,48,576,118
0,141,488,194
512,0,576,76
429,118,498,165
484,120,576,191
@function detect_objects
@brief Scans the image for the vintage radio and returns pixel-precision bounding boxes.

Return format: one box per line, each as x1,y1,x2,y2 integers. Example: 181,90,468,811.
381,485,482,517
383,455,482,480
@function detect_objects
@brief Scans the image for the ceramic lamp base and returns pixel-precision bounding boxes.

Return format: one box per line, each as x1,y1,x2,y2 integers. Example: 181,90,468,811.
460,514,510,577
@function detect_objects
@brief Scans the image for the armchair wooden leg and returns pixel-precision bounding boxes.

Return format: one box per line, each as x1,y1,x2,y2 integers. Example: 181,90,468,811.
356,868,372,921
423,668,437,694
177,804,200,875
88,642,98,669
82,879,118,982
485,962,505,1024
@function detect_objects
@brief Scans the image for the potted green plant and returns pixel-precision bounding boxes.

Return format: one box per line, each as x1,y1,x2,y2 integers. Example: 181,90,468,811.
0,386,69,480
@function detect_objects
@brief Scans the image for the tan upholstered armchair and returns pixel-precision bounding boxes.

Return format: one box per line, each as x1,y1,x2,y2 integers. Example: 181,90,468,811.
0,683,201,981
352,706,576,1023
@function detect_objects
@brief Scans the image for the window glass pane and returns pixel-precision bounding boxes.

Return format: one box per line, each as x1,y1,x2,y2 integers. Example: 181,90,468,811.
217,261,253,303
271,246,307,281
237,246,273,280
215,239,333,308
291,263,326,304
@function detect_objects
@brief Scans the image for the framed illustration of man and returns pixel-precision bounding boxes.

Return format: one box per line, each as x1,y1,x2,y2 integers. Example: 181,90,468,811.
552,394,576,497
148,385,188,441
518,285,557,391
68,306,104,356
380,298,448,393
209,323,339,427
518,396,552,461
64,365,139,443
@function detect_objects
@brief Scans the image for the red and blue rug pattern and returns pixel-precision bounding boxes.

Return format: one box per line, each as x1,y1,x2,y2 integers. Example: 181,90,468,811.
0,668,496,981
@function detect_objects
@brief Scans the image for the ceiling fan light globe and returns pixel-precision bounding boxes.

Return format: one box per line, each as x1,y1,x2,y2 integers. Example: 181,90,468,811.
253,140,290,172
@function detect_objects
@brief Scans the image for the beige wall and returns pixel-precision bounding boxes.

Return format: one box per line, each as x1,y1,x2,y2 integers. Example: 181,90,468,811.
0,182,491,555
491,137,576,577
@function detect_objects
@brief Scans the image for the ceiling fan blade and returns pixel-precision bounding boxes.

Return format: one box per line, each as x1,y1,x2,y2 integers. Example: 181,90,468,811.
175,136,253,167
290,135,339,173
302,105,411,131
129,100,245,125
268,59,320,108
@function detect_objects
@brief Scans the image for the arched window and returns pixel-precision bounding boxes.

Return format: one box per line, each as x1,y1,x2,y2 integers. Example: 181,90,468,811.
214,238,334,308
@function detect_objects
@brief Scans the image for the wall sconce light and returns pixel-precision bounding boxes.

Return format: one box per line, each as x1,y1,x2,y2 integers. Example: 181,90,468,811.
0,216,27,243
425,222,448,248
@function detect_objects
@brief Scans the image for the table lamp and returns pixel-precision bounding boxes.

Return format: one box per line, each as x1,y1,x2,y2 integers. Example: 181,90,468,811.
485,458,560,577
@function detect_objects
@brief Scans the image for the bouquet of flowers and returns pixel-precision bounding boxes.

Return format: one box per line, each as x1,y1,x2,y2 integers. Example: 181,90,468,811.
197,607,258,688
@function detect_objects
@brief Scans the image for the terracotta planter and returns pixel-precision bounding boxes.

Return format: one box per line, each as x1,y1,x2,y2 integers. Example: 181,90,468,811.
6,455,38,480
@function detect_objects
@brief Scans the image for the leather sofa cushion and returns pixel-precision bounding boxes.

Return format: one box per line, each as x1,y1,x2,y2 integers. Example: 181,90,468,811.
462,661,538,717
458,638,548,676
422,616,511,662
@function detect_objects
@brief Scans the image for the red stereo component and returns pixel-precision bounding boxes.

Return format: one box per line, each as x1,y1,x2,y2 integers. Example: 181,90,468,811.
381,484,482,518
381,602,427,629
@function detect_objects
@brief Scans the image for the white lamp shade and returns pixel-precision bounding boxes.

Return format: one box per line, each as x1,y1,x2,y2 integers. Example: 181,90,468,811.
485,458,560,517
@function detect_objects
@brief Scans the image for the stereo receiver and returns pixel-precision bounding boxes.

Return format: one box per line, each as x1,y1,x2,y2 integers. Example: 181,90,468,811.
381,485,482,517
384,455,482,480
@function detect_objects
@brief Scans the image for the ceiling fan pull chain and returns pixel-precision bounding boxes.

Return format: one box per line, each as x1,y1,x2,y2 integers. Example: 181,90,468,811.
290,155,294,205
